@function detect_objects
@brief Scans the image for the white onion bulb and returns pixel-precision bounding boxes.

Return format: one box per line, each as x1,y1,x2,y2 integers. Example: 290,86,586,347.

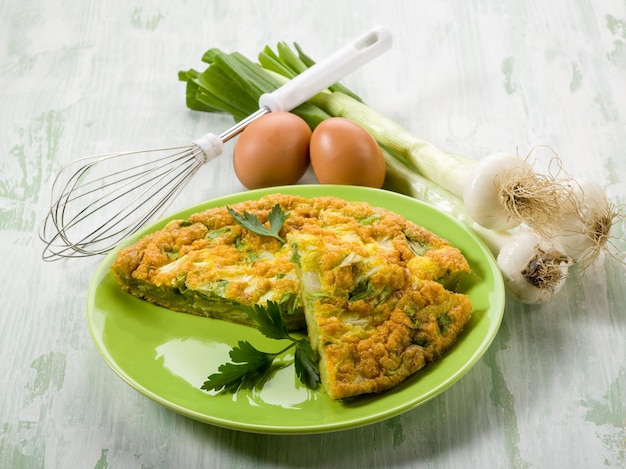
497,230,572,304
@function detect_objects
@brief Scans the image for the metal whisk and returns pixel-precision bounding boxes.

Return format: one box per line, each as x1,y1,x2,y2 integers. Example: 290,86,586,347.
39,27,392,261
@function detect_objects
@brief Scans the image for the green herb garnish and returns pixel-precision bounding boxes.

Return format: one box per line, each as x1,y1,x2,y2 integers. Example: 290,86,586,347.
200,341,278,393
201,300,320,393
227,203,288,243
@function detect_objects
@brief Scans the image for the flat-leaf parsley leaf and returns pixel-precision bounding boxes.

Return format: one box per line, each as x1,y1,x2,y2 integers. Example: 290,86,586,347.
246,301,291,340
201,341,277,393
227,203,288,243
202,300,320,393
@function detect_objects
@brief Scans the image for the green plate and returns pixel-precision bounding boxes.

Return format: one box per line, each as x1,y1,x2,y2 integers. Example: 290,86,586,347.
87,185,505,434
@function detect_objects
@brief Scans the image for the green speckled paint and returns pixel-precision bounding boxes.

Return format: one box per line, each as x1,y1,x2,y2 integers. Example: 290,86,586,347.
94,448,109,469
605,15,626,39
384,416,406,448
1,109,65,230
606,14,626,66
24,352,66,407
483,321,528,469
593,94,619,123
583,368,626,428
569,63,583,92
607,40,626,67
604,155,620,186
130,7,165,31
0,421,45,469
501,57,517,95
5,4,40,58
582,368,626,466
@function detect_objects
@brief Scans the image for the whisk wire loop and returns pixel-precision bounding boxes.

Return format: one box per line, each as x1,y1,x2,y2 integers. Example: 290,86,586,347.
40,145,208,260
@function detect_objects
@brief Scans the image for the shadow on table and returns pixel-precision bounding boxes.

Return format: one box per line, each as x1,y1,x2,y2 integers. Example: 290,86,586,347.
186,363,498,468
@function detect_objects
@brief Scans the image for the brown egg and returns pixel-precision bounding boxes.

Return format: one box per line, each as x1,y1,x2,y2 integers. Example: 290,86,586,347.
309,117,385,188
233,112,312,189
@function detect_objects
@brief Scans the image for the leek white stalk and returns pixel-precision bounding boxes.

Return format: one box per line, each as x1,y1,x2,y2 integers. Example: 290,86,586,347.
384,155,572,304
309,91,571,232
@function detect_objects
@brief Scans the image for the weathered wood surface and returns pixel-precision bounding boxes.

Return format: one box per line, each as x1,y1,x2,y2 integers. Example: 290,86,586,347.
1,1,625,467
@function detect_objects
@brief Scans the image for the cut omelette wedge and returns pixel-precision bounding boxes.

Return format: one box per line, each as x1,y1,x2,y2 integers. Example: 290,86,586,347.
110,195,307,330
287,206,473,400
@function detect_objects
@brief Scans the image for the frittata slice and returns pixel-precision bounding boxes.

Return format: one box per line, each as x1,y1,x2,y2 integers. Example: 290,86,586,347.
110,195,306,330
288,207,472,400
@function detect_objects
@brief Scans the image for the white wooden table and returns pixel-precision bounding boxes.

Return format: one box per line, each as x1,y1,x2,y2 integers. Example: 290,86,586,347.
2,1,625,467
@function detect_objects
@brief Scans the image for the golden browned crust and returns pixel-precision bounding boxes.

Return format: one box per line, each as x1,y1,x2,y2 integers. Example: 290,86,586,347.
312,282,472,399
112,193,470,289
286,199,472,399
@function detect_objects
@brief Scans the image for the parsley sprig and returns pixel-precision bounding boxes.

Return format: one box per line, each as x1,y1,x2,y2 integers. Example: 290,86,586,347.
227,203,289,243
201,301,320,393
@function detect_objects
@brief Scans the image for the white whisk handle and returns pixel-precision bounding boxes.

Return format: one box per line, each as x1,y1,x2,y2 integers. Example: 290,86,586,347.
193,132,224,162
258,26,393,113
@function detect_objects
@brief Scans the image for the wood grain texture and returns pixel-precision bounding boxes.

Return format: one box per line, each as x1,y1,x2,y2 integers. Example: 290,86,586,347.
1,0,625,467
